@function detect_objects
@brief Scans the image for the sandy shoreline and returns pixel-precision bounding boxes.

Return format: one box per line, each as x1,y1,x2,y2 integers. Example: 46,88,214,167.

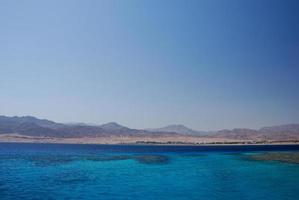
0,134,298,146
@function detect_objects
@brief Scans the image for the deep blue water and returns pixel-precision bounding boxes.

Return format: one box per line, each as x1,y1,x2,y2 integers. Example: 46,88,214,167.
1,143,299,200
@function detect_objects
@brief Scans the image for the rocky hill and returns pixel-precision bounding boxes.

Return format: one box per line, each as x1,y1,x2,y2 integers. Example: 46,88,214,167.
0,115,298,141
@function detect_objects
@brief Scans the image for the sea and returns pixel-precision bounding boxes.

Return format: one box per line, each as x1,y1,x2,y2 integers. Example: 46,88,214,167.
0,143,299,200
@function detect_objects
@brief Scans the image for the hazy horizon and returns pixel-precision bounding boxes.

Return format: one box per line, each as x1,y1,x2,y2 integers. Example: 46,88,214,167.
1,114,298,132
1,0,299,130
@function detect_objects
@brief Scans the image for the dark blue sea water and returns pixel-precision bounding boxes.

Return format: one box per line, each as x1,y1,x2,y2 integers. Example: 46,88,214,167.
1,143,299,200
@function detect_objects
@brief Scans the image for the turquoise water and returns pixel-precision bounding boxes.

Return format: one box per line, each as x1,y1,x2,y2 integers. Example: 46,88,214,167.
0,143,299,200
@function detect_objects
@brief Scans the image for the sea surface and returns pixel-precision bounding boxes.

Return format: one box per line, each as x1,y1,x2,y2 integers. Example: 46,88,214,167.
0,143,299,200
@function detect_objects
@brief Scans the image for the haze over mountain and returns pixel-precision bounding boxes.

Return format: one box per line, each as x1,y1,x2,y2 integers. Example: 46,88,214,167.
208,125,299,141
0,115,299,142
0,115,64,129
0,115,163,138
147,124,208,135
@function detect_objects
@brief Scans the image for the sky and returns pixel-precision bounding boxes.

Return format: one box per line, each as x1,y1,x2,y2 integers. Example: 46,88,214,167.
0,0,299,130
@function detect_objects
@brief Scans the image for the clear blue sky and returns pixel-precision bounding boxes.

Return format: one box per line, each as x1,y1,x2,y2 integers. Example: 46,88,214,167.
0,0,298,130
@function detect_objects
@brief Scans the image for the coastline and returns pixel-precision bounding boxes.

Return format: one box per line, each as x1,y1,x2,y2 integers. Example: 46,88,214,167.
0,133,298,146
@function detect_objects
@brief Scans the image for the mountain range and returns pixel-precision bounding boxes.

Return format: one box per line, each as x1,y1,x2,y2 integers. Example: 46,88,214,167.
0,115,299,141
0,115,162,138
147,124,209,135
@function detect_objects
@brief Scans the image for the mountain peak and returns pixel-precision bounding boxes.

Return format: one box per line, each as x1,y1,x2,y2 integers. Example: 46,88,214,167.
100,122,129,130
164,124,189,129
148,124,201,135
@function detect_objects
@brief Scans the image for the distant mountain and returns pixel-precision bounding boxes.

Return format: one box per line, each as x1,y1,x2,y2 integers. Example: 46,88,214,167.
0,115,299,141
257,124,299,141
99,122,142,135
147,124,205,135
0,115,64,129
57,125,106,137
100,122,130,131
0,115,151,137
65,122,95,126
213,128,260,140
211,125,299,141
0,115,64,136
259,124,299,134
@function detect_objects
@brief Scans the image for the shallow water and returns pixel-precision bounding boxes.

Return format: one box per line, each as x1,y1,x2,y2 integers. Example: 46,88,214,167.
0,143,299,200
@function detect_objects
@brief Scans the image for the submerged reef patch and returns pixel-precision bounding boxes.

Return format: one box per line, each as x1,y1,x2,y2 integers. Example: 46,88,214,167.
26,155,77,167
83,154,170,165
0,153,171,166
84,155,131,162
248,152,299,164
133,155,170,164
